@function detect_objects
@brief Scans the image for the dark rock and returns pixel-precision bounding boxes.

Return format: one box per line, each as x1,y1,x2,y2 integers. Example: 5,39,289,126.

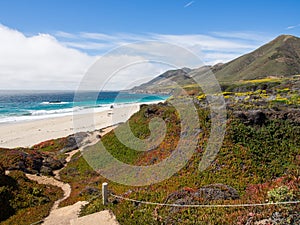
164,184,239,220
40,166,53,176
8,151,44,174
27,169,39,174
26,154,43,172
235,112,248,121
144,107,158,118
17,161,26,171
61,132,89,153
43,157,64,170
266,108,300,123
64,167,79,176
254,211,300,225
196,183,240,201
59,158,67,165
234,110,266,125
63,136,77,151
150,157,158,164
79,186,100,196
166,184,239,206
2,150,64,176
234,108,300,125
112,199,119,204
247,110,266,125
0,163,5,176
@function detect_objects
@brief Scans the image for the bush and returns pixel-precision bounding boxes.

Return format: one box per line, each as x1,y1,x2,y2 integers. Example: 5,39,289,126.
267,186,295,203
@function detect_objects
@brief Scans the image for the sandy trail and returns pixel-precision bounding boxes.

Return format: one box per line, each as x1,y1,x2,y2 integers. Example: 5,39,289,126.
54,149,79,180
53,127,113,180
26,174,72,212
26,127,118,225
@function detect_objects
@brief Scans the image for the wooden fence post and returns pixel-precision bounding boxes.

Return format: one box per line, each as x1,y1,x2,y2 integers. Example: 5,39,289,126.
102,182,108,205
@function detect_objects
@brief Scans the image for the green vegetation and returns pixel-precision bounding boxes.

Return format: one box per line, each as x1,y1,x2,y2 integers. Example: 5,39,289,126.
1,71,300,224
214,35,300,82
58,152,101,207
0,170,62,225
195,75,300,113
0,137,69,224
77,106,299,224
77,76,300,224
267,186,295,203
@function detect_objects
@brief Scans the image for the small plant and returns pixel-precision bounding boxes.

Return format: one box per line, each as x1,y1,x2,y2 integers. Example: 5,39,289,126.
32,187,43,197
267,186,295,203
197,93,206,100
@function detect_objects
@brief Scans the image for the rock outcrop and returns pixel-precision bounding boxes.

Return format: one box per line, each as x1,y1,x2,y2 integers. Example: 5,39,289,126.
234,108,300,125
166,183,239,206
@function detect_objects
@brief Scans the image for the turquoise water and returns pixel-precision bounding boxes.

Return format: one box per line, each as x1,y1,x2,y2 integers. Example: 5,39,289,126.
0,91,168,123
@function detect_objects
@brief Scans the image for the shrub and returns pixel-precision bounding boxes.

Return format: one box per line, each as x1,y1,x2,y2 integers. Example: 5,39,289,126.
267,186,295,203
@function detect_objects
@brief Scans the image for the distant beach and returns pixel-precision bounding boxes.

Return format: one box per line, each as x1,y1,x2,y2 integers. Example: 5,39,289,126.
0,104,137,148
0,91,168,124
0,91,168,148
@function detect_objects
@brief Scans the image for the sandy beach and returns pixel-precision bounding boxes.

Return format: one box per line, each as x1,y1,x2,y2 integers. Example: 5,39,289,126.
0,103,141,148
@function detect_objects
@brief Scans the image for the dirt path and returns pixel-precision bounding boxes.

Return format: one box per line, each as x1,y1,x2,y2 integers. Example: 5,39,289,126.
26,174,72,211
42,201,89,225
26,127,118,225
53,126,115,180
53,149,80,180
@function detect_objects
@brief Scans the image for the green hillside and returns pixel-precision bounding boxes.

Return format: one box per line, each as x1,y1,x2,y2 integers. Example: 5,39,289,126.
131,35,300,93
215,35,300,82
1,76,300,224
79,76,300,224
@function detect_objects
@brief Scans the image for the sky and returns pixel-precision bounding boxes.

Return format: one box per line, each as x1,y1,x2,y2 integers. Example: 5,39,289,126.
0,0,299,90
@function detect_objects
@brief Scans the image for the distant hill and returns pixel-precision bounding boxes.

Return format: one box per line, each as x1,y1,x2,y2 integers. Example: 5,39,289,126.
131,35,300,93
130,67,194,94
214,34,300,81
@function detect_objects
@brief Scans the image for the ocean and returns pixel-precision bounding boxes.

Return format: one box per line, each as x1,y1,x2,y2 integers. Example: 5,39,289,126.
0,90,168,124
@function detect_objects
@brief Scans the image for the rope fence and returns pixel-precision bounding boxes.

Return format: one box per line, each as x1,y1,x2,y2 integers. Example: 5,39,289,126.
110,193,300,208
29,182,300,225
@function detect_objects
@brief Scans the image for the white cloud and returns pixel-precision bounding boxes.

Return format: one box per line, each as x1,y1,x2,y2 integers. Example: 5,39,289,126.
78,54,167,90
184,1,194,8
211,31,272,42
100,60,172,90
151,33,257,51
55,31,78,39
0,24,96,90
203,52,242,65
0,24,271,90
0,25,175,90
55,31,266,65
286,24,300,30
79,32,119,41
62,41,115,50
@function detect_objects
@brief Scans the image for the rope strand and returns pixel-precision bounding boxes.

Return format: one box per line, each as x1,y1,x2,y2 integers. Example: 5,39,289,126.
111,194,300,208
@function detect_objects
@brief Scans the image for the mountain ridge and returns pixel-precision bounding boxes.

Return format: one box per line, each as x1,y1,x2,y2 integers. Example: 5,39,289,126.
131,34,300,93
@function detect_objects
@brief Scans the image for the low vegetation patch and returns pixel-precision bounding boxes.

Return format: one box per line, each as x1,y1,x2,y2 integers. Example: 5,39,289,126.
1,76,299,224
0,170,63,225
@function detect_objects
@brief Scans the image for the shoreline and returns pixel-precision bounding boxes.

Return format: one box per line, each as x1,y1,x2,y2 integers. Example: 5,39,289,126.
0,103,145,149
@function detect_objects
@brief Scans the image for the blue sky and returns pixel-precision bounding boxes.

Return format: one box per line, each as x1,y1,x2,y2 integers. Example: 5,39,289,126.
1,0,300,36
0,0,299,89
